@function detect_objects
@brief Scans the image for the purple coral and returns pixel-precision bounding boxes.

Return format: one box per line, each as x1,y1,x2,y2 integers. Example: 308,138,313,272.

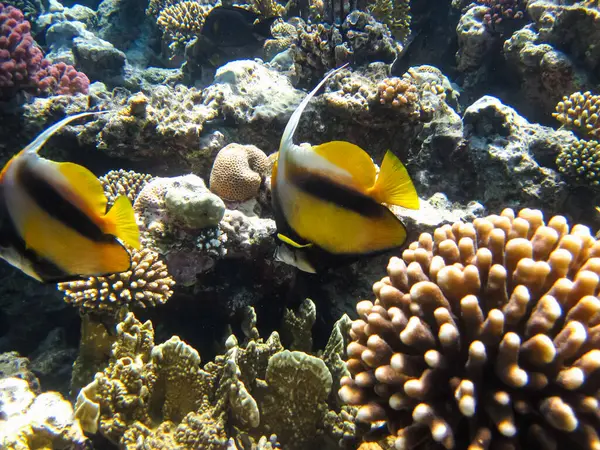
478,0,525,26
0,3,89,99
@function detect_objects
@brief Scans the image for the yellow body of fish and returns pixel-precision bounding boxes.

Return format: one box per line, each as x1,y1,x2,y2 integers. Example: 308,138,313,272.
0,112,140,283
271,66,420,256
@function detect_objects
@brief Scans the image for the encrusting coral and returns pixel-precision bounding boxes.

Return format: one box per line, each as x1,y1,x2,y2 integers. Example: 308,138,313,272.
340,208,600,449
74,301,357,449
57,247,175,313
556,139,600,188
209,143,270,202
553,91,600,139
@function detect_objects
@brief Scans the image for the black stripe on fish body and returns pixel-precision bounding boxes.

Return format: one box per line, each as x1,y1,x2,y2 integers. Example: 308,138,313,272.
288,167,387,219
0,192,74,283
16,160,113,243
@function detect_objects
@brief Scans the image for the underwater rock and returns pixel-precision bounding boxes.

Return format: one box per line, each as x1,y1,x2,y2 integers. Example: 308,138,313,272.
203,60,304,124
0,352,40,393
503,25,591,120
28,328,77,395
0,377,88,449
528,0,600,77
462,95,572,212
456,5,496,72
165,174,226,229
72,33,127,81
96,0,147,50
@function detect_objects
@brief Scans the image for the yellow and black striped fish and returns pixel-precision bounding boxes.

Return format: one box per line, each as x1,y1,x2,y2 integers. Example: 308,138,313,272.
271,66,420,272
0,112,140,283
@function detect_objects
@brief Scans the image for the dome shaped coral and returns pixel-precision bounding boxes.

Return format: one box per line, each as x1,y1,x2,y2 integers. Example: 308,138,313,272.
340,208,600,449
209,143,269,202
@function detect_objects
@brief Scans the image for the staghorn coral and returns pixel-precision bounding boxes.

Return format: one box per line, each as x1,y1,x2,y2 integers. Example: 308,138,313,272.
553,91,600,139
556,138,600,188
100,169,154,208
367,0,411,42
57,247,175,313
340,208,600,449
157,1,212,49
209,143,270,202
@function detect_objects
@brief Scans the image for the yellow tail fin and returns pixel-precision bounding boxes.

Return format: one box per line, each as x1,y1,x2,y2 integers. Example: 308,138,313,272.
104,196,141,249
369,151,420,209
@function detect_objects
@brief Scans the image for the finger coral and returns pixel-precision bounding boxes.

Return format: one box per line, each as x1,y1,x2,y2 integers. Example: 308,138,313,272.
209,143,270,202
340,208,600,449
57,247,175,313
556,138,600,188
377,75,421,120
553,91,600,139
99,169,154,207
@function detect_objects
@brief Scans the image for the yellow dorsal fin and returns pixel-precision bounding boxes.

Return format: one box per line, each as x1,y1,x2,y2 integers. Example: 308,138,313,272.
277,233,313,248
57,162,108,215
104,196,141,249
368,151,420,209
312,141,377,190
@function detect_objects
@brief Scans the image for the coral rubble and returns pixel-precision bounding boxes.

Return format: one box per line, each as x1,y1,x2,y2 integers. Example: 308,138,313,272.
340,208,600,449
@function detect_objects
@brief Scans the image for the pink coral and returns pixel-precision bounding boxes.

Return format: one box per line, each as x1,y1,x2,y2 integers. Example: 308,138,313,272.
478,0,525,26
0,3,88,99
35,61,89,96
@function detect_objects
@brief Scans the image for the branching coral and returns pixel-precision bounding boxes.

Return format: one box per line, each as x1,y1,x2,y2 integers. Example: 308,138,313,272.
367,0,411,42
209,144,270,202
157,1,212,47
340,208,600,449
556,138,600,188
57,248,175,313
553,91,600,138
246,0,284,18
99,169,154,207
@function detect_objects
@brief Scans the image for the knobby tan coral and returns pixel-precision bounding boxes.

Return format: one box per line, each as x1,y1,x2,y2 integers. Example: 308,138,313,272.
209,143,269,202
58,248,175,312
377,75,421,120
340,208,600,449
100,169,154,207
554,91,600,139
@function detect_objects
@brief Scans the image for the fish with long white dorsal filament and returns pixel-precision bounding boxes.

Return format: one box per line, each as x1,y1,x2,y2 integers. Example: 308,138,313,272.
271,65,420,273
0,112,141,283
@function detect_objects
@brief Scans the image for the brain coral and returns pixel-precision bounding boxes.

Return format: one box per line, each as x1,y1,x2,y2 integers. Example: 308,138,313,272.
209,143,269,202
340,208,600,449
57,247,175,313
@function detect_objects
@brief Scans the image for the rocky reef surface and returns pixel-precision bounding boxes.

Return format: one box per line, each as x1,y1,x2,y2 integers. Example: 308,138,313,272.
1,0,600,449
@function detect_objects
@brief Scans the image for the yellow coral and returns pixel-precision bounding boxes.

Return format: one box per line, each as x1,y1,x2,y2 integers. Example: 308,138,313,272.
553,91,600,138
377,75,421,119
57,247,175,312
100,169,154,207
340,208,600,449
209,143,269,202
157,1,212,43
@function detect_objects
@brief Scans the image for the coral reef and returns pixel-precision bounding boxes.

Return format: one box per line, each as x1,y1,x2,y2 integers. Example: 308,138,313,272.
0,2,88,99
455,5,495,72
0,352,40,392
478,0,525,26
556,138,600,188
377,75,420,119
157,1,211,50
340,208,600,449
209,143,270,202
100,169,155,207
0,377,88,449
75,302,355,449
553,91,600,139
367,0,411,42
57,247,175,314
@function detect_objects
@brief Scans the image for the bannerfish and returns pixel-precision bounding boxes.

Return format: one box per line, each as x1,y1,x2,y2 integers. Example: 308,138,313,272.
0,112,141,283
271,66,420,272
201,6,279,47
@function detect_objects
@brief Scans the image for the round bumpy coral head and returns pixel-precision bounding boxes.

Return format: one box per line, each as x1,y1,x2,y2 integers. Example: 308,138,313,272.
340,208,600,449
209,143,269,202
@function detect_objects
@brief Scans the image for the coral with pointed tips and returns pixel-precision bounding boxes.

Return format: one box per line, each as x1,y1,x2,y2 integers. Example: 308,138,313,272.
553,91,600,139
100,169,154,207
57,248,175,313
340,208,600,449
556,139,600,188
157,1,212,46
